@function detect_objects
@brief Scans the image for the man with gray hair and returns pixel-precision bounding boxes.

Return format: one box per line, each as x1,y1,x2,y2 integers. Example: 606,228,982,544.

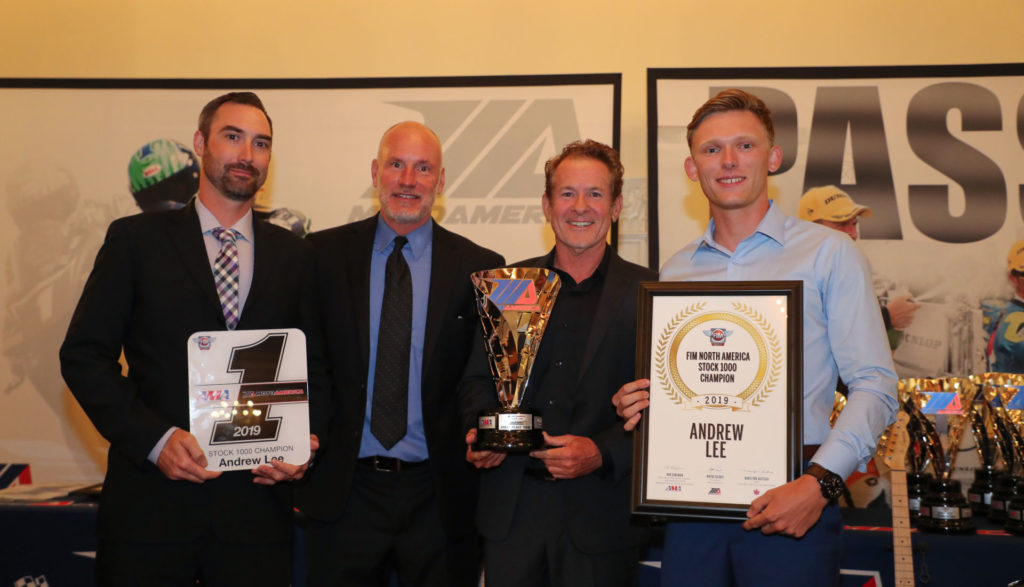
462,139,654,587
298,121,503,586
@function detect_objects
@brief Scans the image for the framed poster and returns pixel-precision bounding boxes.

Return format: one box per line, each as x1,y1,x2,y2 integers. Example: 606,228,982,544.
632,281,803,520
646,64,1024,382
0,73,620,484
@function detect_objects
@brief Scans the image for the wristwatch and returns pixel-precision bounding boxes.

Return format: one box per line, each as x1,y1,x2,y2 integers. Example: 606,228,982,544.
805,462,845,502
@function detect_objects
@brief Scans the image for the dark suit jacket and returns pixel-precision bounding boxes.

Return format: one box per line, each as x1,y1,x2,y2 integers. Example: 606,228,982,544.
60,201,326,543
296,215,504,542
459,248,656,554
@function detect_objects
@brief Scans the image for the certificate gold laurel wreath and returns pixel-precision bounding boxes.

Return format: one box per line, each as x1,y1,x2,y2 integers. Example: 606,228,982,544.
654,301,782,410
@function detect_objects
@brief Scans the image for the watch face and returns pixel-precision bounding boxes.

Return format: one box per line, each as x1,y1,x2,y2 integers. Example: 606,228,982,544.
821,474,845,500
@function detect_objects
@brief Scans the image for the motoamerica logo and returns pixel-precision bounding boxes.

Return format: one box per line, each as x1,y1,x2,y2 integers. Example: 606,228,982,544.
349,98,582,224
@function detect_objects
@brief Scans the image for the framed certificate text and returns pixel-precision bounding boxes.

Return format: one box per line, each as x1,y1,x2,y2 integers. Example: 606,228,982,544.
632,281,803,521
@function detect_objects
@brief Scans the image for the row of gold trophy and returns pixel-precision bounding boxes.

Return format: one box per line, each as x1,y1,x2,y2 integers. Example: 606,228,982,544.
875,374,1024,534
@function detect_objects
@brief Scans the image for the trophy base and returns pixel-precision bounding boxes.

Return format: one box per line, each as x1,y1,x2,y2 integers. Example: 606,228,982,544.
917,479,976,535
1006,490,1024,535
967,467,997,516
474,407,543,453
906,473,932,522
987,475,1020,523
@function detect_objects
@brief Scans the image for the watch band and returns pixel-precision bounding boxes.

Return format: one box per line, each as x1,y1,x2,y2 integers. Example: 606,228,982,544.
805,462,845,501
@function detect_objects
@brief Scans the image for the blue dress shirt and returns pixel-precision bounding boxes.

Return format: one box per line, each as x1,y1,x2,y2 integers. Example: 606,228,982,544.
661,201,898,478
359,219,433,462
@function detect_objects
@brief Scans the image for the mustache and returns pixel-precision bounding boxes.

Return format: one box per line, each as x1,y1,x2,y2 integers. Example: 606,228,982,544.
225,163,258,175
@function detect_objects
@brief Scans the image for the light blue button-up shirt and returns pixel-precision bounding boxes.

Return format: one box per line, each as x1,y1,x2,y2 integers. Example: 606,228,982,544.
359,218,433,462
661,201,898,478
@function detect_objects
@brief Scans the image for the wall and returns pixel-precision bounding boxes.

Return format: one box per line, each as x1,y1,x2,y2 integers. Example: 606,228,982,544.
1,0,1022,483
4,0,1022,206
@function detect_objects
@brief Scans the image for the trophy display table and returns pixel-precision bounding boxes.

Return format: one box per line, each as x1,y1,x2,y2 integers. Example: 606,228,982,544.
0,494,395,587
0,496,98,585
4,496,1022,586
636,507,1023,587
839,508,1021,586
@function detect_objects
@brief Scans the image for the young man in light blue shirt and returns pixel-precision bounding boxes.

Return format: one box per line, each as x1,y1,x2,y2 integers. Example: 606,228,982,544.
613,89,898,586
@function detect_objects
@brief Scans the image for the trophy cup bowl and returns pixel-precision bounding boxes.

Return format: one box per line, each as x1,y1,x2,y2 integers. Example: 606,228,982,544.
900,377,977,534
471,267,560,453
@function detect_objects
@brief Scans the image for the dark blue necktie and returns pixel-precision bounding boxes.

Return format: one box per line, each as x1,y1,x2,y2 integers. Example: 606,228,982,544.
371,236,411,449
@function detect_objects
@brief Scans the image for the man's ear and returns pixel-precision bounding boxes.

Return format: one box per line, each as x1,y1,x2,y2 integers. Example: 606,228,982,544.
611,194,623,223
768,145,783,173
193,130,205,158
684,157,698,182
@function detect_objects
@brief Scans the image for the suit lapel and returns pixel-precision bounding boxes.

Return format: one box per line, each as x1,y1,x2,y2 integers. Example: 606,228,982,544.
421,222,455,382
243,219,275,320
353,216,377,373
167,201,222,316
576,253,626,382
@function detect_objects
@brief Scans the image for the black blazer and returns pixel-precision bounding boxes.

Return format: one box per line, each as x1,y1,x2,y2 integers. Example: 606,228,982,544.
60,201,327,543
297,215,504,542
459,249,656,554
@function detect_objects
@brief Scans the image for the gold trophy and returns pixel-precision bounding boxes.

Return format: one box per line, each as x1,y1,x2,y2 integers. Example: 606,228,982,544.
895,415,932,520
969,373,1024,518
471,267,560,452
993,380,1024,533
901,377,977,534
829,390,846,428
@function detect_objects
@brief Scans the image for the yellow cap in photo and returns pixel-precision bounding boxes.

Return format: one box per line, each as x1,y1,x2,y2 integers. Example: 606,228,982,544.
798,186,873,223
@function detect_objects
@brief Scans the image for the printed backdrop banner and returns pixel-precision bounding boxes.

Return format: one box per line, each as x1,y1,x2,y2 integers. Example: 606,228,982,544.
0,75,619,484
649,65,1024,387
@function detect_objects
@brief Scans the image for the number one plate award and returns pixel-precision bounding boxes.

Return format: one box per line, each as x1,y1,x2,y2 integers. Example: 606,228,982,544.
187,329,311,472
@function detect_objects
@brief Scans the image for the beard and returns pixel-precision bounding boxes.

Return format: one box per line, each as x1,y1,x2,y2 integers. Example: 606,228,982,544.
379,193,434,227
202,153,263,202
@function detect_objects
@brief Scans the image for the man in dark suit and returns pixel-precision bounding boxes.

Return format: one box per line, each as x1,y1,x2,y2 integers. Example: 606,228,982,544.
60,92,324,586
297,121,504,586
461,140,655,586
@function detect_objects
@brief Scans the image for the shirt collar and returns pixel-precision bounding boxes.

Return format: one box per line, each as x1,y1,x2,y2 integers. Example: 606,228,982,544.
373,215,433,260
543,243,612,288
693,200,785,260
195,197,254,242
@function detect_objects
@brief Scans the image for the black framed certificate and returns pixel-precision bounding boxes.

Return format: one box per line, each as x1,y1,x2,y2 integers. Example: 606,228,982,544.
632,281,803,521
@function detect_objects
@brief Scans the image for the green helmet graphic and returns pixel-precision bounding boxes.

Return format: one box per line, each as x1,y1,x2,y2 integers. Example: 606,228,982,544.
128,139,199,212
